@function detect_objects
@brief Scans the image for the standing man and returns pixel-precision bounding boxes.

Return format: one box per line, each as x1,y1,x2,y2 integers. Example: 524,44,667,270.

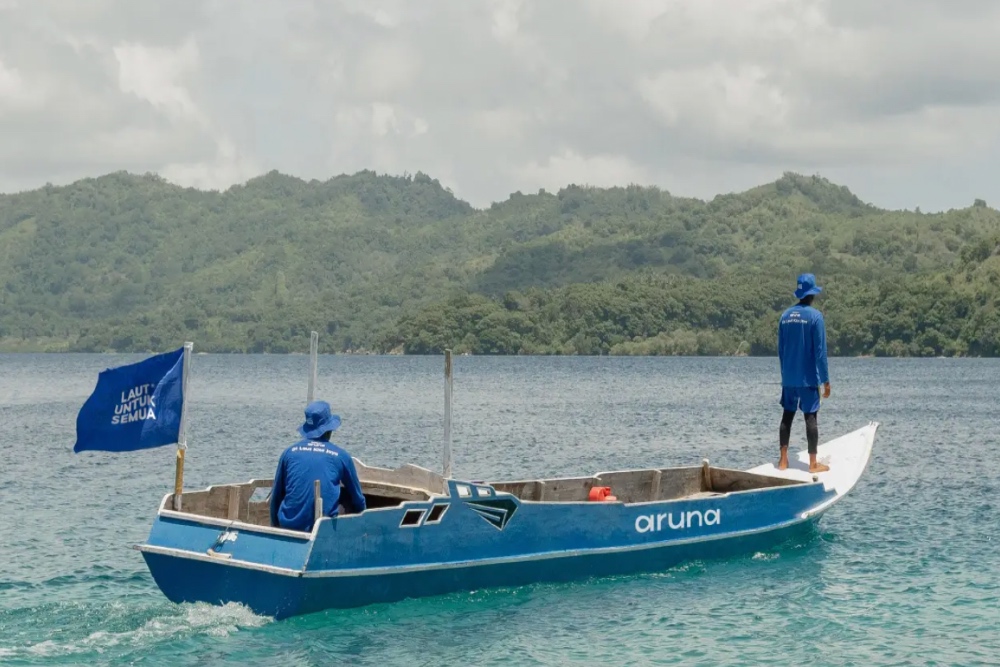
270,400,367,532
777,273,831,473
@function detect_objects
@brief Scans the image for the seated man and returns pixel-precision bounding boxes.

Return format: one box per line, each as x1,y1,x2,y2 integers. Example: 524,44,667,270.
269,400,367,532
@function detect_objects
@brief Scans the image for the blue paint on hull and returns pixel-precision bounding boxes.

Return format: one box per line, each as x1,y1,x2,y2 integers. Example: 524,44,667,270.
142,518,819,619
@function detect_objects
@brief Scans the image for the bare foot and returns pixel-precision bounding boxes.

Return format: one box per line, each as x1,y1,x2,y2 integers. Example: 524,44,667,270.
809,462,830,473
777,450,789,470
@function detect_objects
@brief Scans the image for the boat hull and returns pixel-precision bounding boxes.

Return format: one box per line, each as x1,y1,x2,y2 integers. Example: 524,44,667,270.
142,517,818,619
138,422,877,619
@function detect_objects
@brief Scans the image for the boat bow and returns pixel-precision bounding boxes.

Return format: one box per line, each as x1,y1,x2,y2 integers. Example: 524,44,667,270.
746,421,878,518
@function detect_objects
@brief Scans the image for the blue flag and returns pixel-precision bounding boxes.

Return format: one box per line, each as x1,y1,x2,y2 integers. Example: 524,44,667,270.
73,347,186,453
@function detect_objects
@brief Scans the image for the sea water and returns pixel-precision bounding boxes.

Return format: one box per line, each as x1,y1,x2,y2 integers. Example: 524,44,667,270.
0,355,997,666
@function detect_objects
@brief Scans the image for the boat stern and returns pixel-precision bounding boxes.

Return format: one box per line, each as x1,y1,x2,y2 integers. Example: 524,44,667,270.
136,499,315,619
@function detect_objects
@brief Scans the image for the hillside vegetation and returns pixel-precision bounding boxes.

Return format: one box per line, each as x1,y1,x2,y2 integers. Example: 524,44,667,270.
1,170,999,356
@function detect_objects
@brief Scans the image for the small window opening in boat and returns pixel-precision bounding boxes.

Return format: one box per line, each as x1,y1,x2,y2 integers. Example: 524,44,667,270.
400,509,425,527
456,485,471,497
475,486,492,496
425,504,449,523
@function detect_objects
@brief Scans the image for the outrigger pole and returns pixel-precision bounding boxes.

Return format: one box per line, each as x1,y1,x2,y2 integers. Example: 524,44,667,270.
307,331,319,403
443,348,453,479
173,341,193,511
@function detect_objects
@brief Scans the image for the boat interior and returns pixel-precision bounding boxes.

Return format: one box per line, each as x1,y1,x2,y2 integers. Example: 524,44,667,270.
165,458,805,529
489,461,804,503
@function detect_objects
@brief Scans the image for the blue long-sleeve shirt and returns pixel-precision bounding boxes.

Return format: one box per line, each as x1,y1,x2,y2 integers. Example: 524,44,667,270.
777,304,829,388
269,438,367,532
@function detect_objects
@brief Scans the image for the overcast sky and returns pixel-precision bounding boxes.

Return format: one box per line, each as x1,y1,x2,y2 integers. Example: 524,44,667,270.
1,0,998,211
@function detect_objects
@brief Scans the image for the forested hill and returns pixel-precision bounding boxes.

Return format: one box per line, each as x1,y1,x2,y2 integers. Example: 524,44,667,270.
1,170,999,356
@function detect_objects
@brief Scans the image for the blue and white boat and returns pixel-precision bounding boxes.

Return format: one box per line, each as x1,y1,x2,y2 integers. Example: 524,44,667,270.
132,343,879,620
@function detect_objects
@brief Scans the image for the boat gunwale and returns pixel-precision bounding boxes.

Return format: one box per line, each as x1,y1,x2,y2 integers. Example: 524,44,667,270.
484,463,802,488
151,468,821,537
508,481,822,508
154,505,315,540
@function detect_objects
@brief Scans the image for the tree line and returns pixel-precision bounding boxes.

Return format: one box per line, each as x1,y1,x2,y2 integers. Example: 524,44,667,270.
0,170,997,355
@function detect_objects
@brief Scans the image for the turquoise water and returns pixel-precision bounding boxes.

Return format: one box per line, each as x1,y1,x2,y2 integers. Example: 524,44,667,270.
1,354,997,666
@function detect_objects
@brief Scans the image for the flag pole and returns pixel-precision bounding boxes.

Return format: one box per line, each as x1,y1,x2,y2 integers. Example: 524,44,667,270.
307,331,318,403
173,342,193,511
443,349,453,479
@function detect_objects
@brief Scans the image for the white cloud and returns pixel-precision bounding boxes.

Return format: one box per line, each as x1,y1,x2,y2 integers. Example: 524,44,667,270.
160,137,260,191
0,60,25,100
491,0,523,42
1,0,1000,211
638,64,791,139
340,0,404,28
0,58,44,111
469,107,534,142
354,41,420,98
371,103,399,137
584,0,670,42
113,38,204,125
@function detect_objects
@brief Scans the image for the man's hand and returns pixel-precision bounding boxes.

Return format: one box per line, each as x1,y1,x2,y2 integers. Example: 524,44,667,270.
822,382,831,399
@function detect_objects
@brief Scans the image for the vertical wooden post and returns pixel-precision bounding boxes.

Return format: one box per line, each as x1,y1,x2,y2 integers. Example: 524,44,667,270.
173,448,185,511
173,342,193,511
443,349,453,479
313,479,323,524
702,458,713,492
307,331,318,404
227,485,240,521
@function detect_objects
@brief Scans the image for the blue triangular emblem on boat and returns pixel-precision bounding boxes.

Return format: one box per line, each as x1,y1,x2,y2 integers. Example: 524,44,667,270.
466,497,518,530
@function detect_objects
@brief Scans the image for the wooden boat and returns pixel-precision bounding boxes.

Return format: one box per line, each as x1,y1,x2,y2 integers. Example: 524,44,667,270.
134,339,878,619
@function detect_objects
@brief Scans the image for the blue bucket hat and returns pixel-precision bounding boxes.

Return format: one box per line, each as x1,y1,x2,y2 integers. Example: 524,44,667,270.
299,400,342,440
794,273,823,300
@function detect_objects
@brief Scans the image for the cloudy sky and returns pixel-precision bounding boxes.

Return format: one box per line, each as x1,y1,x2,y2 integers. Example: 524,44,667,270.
1,0,998,210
